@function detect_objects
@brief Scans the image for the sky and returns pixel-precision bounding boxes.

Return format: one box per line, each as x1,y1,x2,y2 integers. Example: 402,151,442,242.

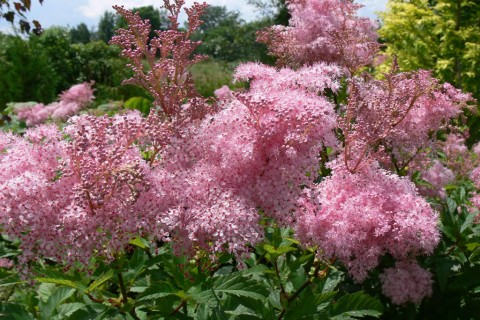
0,0,388,33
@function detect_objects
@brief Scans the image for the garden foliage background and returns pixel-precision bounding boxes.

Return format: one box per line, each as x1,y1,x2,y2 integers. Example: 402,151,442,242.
0,0,479,319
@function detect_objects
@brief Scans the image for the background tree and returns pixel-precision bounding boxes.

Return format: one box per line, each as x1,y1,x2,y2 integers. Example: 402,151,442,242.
196,5,241,33
378,0,479,100
0,32,56,108
115,5,168,39
97,11,116,43
193,6,273,63
69,22,91,44
247,0,290,25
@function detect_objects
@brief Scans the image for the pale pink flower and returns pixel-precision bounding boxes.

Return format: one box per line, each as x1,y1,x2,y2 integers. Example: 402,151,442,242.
419,160,455,198
296,161,440,281
0,258,14,269
258,0,379,71
380,260,433,305
214,85,235,101
59,82,95,108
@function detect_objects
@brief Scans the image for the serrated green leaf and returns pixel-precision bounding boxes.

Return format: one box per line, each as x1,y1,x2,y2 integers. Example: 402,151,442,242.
329,291,383,319
447,198,458,216
39,287,75,320
36,278,82,290
284,290,336,320
190,273,267,305
460,212,478,233
136,282,176,302
321,270,343,293
0,272,24,287
85,269,114,294
466,243,480,251
56,302,86,318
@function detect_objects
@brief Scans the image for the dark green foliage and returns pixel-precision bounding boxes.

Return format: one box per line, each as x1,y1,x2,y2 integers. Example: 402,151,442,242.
0,27,149,111
69,23,91,44
97,11,116,43
192,6,274,63
115,6,169,39
33,27,77,93
190,59,244,97
0,33,57,110
247,0,290,25
0,224,384,320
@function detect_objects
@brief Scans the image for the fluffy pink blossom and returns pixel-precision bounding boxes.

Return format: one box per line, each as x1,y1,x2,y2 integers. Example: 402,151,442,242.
296,161,440,281
258,0,379,71
380,260,433,305
139,62,341,257
343,67,471,173
214,85,235,101
419,160,455,198
14,103,50,127
0,258,14,269
443,133,473,176
0,115,151,270
59,82,95,108
11,82,95,126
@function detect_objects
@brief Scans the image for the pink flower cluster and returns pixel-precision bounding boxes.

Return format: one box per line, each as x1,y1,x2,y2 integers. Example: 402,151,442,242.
13,82,95,126
296,161,439,282
343,67,471,173
257,0,379,71
0,258,14,269
0,114,148,270
419,160,455,198
380,260,433,305
214,85,235,102
142,61,341,256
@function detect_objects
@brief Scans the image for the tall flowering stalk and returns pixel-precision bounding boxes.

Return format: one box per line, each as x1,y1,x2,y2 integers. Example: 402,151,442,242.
110,1,208,116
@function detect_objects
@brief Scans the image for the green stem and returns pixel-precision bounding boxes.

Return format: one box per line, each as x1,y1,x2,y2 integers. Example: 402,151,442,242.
4,284,16,302
117,272,141,320
274,260,288,300
118,272,128,303
170,300,187,316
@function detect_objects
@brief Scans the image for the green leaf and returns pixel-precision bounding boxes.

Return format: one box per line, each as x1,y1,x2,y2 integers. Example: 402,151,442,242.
321,269,343,293
85,269,114,294
0,302,34,320
460,212,478,234
436,259,453,292
190,273,267,305
36,278,83,291
284,290,336,320
263,244,296,261
466,243,480,251
447,198,457,214
35,269,87,292
56,302,86,318
136,282,177,302
128,237,149,250
39,287,75,320
329,291,383,319
0,271,24,287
